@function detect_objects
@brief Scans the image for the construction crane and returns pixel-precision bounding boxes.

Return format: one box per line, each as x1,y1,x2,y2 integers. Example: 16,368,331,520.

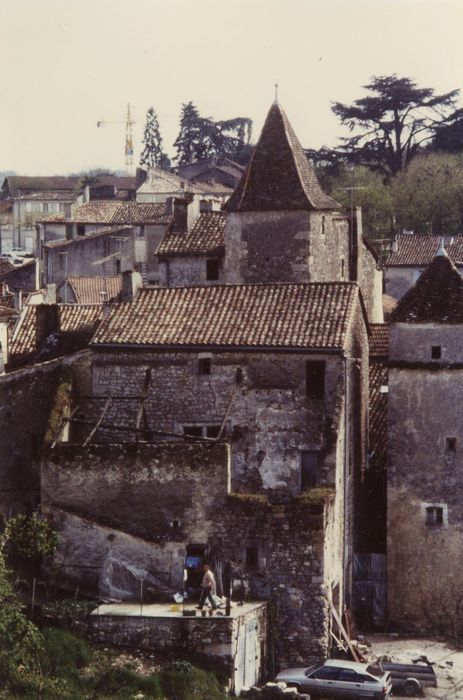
97,103,136,176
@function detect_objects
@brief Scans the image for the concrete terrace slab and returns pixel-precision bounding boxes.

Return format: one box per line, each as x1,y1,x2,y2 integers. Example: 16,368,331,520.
90,601,265,619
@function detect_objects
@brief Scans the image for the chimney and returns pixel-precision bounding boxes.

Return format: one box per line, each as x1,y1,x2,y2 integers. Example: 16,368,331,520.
35,304,60,348
121,269,143,302
170,197,189,233
65,223,73,240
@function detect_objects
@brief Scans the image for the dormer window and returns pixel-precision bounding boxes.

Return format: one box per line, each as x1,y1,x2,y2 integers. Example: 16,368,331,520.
431,345,441,360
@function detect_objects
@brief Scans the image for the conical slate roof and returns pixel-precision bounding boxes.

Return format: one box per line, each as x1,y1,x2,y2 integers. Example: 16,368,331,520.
391,253,463,323
226,103,340,212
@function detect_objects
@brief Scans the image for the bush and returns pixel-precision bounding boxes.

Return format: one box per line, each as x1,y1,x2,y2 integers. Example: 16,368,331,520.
40,628,93,677
160,662,227,700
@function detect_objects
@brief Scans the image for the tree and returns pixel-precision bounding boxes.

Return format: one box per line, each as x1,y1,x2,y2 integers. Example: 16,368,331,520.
432,108,463,152
174,102,253,165
390,152,463,235
139,107,164,169
331,75,459,178
329,165,394,240
173,102,206,166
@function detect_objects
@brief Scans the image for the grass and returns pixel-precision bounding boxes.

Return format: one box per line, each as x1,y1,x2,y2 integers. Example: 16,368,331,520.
0,627,229,700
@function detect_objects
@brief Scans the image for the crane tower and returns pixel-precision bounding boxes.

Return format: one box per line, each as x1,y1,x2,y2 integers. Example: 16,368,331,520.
97,102,136,176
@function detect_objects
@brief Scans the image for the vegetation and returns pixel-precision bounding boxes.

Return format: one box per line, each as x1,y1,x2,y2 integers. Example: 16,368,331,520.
174,101,252,165
140,107,170,170
330,74,458,178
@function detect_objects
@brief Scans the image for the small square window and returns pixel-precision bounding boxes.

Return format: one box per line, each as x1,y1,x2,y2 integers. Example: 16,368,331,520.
206,259,220,281
198,357,211,375
183,425,203,438
425,506,444,526
446,438,457,452
206,425,221,438
77,224,85,236
431,345,441,359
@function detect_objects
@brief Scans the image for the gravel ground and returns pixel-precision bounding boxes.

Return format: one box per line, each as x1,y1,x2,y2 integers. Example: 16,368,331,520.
364,634,463,699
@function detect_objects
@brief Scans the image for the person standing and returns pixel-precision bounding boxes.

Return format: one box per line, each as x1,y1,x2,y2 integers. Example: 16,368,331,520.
197,564,217,612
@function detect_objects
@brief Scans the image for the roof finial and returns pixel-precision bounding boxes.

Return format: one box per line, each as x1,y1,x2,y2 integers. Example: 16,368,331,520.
274,82,279,105
437,237,448,257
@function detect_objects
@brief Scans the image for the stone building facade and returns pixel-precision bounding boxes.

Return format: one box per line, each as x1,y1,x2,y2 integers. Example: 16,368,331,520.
387,251,463,634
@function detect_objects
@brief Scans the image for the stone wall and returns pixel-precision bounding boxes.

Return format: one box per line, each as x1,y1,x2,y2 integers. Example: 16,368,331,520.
388,360,463,632
88,603,268,694
224,210,351,285
83,349,345,495
390,323,463,364
159,254,224,287
42,440,338,667
0,352,88,515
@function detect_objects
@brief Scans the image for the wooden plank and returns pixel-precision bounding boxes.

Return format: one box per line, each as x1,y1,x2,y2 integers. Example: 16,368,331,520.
82,397,111,446
327,597,360,662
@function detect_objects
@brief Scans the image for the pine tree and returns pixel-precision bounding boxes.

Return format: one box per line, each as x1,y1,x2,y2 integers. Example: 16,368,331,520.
139,107,164,168
173,102,204,166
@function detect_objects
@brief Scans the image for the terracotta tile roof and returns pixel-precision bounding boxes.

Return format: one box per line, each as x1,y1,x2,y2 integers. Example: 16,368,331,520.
391,254,463,323
369,324,389,357
2,176,81,195
386,234,463,267
44,226,131,249
67,276,122,304
369,359,388,471
92,282,359,349
137,168,232,196
39,201,172,225
226,103,339,212
157,211,226,256
9,303,102,365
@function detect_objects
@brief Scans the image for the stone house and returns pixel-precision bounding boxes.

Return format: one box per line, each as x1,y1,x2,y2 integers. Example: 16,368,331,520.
43,276,369,668
385,233,463,300
387,248,463,634
38,200,173,284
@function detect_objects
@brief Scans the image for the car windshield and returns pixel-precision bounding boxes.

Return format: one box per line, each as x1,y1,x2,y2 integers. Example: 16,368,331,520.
366,664,383,677
305,666,318,677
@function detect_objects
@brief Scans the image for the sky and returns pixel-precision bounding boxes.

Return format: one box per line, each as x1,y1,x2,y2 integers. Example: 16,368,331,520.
1,0,462,175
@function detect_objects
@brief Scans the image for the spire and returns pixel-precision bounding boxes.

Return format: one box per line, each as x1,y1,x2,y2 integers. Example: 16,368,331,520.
226,102,340,212
391,253,463,323
436,237,448,257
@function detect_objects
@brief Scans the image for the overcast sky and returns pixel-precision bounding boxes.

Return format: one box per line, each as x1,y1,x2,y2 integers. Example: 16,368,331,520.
1,0,462,175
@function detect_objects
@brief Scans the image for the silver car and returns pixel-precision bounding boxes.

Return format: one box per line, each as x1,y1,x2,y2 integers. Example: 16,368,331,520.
276,658,392,699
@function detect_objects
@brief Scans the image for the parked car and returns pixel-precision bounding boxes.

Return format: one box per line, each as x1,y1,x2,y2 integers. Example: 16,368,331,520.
381,661,437,696
10,248,34,259
0,252,26,266
276,658,392,699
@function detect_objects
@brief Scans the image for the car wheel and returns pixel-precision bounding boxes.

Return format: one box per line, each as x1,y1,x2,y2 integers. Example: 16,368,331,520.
404,679,420,696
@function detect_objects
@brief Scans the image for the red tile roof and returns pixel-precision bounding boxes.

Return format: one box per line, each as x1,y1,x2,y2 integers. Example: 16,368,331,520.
67,276,122,304
369,359,388,471
157,211,225,256
44,225,131,249
39,201,172,226
386,234,463,267
18,191,77,202
369,324,389,357
92,282,359,349
391,254,463,323
9,303,102,364
226,103,339,212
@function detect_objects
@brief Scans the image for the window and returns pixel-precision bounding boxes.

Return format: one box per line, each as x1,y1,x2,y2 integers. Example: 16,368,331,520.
42,203,49,213
206,425,221,438
77,224,85,236
300,451,319,491
446,437,457,452
206,259,220,281
115,258,121,273
245,546,259,570
183,426,203,437
306,360,326,399
341,258,345,279
198,357,211,375
425,506,444,526
321,216,326,235
26,202,32,213
431,345,441,359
